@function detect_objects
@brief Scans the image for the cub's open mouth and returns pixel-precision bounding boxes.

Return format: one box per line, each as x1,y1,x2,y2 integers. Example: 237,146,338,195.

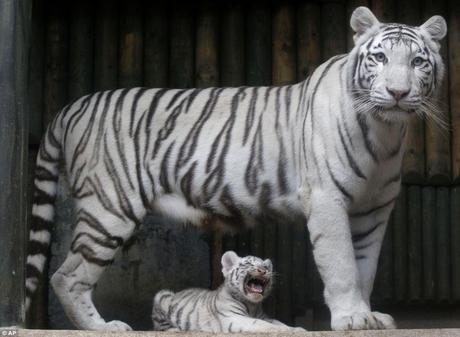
245,276,269,295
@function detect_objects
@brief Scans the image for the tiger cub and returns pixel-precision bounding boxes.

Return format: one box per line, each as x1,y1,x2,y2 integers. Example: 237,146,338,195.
152,251,305,333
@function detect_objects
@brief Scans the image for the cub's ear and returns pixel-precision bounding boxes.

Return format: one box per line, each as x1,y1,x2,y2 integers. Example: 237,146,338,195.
263,259,273,272
221,251,240,276
350,6,380,42
420,15,447,42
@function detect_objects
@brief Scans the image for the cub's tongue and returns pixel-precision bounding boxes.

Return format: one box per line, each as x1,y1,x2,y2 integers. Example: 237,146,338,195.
248,281,264,293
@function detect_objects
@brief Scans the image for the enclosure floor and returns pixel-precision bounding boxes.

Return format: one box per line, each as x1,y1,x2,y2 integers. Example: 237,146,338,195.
14,329,460,337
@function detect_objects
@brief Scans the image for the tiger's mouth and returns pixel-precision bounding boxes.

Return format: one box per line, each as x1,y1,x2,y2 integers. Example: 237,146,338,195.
244,275,269,295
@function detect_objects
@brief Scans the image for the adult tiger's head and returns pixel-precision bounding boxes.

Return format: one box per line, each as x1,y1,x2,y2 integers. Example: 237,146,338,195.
349,6,447,123
221,251,273,304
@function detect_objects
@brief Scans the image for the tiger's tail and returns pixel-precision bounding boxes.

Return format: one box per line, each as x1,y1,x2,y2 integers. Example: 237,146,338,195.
152,290,175,331
25,117,62,313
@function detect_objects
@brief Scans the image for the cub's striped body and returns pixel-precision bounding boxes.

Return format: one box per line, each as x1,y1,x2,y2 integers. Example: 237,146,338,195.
152,251,304,332
25,7,446,331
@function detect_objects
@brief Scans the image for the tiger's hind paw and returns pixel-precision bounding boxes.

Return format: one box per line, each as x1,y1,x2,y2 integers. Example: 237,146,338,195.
332,311,396,330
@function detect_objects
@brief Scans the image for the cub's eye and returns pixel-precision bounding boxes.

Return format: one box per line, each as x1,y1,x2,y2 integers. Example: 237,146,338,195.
413,56,424,66
374,52,386,62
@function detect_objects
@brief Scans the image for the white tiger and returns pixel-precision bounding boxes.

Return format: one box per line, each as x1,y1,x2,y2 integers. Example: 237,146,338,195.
152,251,305,332
25,6,446,331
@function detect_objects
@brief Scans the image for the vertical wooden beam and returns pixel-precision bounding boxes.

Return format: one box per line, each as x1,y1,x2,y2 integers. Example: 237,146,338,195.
220,4,245,87
436,187,450,301
451,187,460,300
449,0,460,183
246,2,272,86
28,0,45,145
399,0,425,184
0,0,32,327
272,3,296,85
220,3,244,259
222,234,238,253
297,2,325,311
321,1,346,61
68,0,94,100
393,186,408,302
272,2,296,324
169,5,194,88
196,3,219,88
144,1,168,88
94,0,118,91
195,2,220,288
424,0,451,185
246,0,272,267
236,236,251,257
407,186,422,302
241,1,272,258
422,186,436,300
119,0,143,88
246,0,273,315
296,2,321,81
43,0,68,125
294,3,321,325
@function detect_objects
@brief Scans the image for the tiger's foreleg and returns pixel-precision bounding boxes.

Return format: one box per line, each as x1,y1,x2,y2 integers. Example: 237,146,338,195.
306,190,391,331
50,206,138,331
350,205,396,329
263,318,290,326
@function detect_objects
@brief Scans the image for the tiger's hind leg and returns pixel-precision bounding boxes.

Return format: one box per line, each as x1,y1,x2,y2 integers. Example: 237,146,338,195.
50,205,140,331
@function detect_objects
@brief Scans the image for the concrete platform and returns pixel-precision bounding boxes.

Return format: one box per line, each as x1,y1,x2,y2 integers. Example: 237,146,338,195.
9,329,460,337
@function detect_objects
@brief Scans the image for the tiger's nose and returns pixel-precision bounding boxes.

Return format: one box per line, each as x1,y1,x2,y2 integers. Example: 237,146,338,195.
256,268,267,275
386,87,410,101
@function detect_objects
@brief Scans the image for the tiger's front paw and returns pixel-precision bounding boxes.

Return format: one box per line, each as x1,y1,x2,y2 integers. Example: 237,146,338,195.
103,320,133,331
292,326,308,332
332,311,396,330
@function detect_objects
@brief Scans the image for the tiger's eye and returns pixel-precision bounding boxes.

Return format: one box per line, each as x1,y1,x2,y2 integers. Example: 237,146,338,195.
375,52,386,62
413,56,424,66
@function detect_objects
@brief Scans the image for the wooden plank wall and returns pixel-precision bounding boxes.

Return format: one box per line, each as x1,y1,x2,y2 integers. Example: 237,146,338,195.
27,0,460,327
0,0,32,327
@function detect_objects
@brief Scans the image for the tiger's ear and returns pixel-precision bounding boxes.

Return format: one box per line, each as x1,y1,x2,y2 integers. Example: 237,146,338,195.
221,251,240,276
263,259,273,272
350,7,379,42
420,15,447,42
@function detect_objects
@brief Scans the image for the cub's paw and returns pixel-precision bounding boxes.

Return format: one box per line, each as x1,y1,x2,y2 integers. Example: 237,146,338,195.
292,326,308,332
104,320,133,331
332,311,396,331
372,312,396,329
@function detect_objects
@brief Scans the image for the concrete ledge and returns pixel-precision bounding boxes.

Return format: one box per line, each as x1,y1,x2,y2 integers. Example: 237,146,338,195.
12,329,460,337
